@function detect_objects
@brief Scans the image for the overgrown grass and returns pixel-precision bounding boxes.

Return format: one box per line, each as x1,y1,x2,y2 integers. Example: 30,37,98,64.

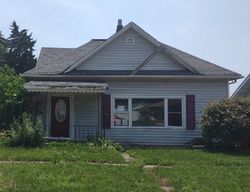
1,143,250,191
0,163,161,192
0,142,124,163
128,148,250,191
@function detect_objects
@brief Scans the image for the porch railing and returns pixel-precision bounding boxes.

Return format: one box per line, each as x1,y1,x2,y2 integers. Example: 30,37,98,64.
74,125,102,141
47,125,104,141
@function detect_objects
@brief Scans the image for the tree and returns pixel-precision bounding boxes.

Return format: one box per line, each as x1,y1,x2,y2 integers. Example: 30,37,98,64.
6,21,37,74
0,65,31,130
0,32,7,66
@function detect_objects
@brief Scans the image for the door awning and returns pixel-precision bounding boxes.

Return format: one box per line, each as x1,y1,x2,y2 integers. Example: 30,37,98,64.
24,81,108,93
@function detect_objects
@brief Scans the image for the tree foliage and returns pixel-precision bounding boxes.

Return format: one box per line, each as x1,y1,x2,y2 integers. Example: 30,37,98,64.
5,21,37,74
201,97,250,149
0,32,7,66
0,65,31,130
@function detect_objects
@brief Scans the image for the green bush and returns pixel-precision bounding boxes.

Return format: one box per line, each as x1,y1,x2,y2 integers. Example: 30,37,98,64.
87,136,123,151
0,65,32,130
201,97,250,149
8,113,45,148
0,131,11,145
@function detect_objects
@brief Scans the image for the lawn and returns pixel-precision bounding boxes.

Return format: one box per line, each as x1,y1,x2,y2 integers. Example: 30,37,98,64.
128,148,250,192
0,143,250,192
0,142,124,163
0,163,160,192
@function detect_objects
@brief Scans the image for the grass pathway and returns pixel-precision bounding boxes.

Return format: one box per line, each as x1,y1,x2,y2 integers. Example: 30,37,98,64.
122,151,175,192
143,165,175,192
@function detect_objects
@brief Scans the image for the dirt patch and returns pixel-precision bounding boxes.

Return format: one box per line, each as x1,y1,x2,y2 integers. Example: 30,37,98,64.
143,164,175,192
121,152,135,162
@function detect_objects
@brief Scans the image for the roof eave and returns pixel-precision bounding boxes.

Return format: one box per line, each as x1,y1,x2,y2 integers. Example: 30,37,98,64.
21,74,243,80
232,74,250,97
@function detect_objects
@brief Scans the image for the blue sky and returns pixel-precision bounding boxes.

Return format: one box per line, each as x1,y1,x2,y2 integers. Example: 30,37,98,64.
1,0,249,94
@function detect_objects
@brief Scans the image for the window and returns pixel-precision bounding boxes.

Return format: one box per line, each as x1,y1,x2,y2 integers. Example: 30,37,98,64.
168,99,182,126
113,99,129,126
126,37,135,45
112,97,184,128
132,99,164,127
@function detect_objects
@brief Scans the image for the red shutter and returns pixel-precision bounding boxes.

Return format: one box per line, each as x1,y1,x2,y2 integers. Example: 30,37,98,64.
101,94,111,129
186,95,195,130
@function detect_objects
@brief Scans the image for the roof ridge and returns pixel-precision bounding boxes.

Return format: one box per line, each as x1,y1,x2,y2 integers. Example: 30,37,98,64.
41,47,75,50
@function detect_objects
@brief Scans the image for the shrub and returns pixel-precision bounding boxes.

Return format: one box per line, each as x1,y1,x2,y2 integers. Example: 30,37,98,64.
0,65,32,130
8,113,45,148
201,97,250,149
0,131,11,145
87,136,123,151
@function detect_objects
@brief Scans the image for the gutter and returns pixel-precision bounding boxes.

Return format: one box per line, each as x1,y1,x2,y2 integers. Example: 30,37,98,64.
21,74,243,80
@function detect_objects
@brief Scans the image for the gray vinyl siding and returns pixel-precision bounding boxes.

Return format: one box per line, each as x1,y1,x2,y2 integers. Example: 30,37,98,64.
75,29,184,71
71,79,228,145
74,94,99,140
104,79,228,145
74,94,99,125
105,128,202,145
42,79,228,145
141,52,185,70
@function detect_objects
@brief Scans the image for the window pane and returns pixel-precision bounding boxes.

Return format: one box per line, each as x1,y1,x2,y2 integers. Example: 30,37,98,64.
114,113,129,126
115,99,128,112
168,113,182,126
168,99,182,112
132,99,164,126
114,99,129,127
168,99,182,126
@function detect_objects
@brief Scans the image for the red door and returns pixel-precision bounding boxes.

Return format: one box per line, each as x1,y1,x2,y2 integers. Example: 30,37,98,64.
51,97,70,137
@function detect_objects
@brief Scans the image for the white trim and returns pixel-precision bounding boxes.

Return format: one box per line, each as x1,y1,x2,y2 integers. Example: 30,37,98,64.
111,96,186,129
126,37,135,45
46,95,50,136
22,74,243,80
128,98,132,128
166,97,186,129
232,74,249,97
111,97,130,128
70,95,75,140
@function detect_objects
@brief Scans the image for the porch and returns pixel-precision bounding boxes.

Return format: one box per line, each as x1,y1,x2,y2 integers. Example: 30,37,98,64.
24,81,108,141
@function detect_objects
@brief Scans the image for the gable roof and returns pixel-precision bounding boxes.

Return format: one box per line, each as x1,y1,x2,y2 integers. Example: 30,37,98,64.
232,74,250,97
23,22,242,79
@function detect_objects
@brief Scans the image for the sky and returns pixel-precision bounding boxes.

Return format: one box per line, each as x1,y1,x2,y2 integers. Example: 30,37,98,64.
0,0,249,95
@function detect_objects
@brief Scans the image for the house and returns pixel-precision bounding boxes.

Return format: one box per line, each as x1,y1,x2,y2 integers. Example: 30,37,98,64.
22,20,242,145
232,74,250,97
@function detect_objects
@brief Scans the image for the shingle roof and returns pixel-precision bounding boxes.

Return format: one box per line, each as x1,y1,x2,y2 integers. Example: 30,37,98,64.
24,39,104,75
23,23,241,79
161,43,241,77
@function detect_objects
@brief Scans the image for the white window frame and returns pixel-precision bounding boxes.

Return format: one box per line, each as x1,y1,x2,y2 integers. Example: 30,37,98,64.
126,37,135,45
111,96,186,129
131,97,165,128
166,96,185,129
111,97,130,128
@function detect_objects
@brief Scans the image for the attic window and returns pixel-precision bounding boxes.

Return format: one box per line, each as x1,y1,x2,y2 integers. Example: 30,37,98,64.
126,37,135,45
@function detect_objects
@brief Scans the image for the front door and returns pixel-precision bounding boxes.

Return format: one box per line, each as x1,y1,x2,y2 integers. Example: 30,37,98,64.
51,97,70,137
